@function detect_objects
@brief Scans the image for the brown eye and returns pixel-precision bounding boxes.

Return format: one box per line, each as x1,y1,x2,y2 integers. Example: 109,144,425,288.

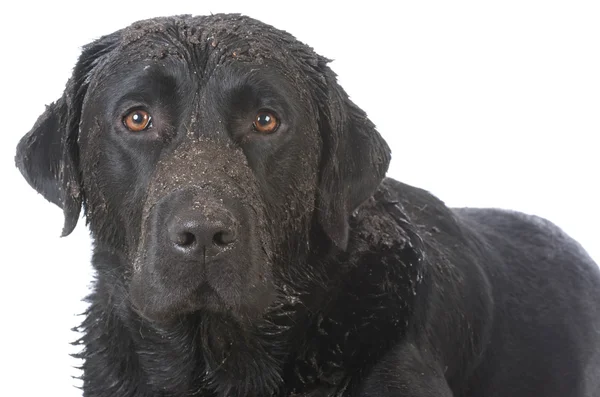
123,109,152,132
253,111,279,134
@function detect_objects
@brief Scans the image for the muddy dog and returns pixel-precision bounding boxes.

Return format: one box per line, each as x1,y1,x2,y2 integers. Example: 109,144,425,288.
15,14,600,397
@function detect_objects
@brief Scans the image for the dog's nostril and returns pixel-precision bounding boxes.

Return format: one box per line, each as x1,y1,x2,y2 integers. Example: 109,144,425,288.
175,232,196,247
213,230,236,246
167,208,238,255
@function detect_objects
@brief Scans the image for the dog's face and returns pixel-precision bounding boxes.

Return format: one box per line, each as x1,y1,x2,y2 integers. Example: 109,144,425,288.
79,43,322,322
16,14,390,324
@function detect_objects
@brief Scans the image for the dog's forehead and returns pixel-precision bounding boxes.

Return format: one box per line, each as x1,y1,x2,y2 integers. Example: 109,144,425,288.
113,14,324,73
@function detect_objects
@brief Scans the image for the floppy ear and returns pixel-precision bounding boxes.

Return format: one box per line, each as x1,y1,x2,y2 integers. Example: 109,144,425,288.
15,33,120,237
316,61,391,250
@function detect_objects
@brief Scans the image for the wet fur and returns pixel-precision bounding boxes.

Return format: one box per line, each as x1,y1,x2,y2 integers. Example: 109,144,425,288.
15,14,600,397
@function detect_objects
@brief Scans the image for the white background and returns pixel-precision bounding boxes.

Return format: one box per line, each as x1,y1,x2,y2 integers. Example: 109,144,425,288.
1,1,598,395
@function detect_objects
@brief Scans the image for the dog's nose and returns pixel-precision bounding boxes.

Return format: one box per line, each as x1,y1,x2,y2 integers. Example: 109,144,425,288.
167,209,237,258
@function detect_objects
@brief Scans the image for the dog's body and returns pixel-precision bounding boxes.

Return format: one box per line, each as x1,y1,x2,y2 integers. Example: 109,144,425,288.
16,14,600,397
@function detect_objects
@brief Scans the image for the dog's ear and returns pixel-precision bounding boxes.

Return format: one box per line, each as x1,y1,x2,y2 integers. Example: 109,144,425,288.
15,32,120,237
316,60,391,250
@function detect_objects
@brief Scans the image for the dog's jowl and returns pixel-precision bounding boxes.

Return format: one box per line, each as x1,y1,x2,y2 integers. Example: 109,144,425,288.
15,14,600,397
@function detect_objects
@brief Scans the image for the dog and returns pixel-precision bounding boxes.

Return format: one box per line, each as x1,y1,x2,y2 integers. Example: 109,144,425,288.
15,13,600,397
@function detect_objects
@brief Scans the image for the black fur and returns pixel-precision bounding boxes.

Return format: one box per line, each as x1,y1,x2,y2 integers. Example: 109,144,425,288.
15,14,600,397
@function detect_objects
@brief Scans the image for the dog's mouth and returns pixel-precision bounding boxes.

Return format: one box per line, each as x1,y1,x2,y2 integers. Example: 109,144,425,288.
192,283,230,312
129,278,229,323
128,257,278,325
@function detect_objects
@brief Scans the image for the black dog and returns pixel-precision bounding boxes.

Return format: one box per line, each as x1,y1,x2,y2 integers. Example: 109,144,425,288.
15,14,600,397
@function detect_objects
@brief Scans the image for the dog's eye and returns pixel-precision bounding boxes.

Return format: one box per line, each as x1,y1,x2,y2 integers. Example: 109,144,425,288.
123,109,153,132
252,111,279,134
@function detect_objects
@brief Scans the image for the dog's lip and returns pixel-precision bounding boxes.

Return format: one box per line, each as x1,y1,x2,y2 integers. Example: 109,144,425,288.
191,282,230,310
194,282,217,298
130,282,228,322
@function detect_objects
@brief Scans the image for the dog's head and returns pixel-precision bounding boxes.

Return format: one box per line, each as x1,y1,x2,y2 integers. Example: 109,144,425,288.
15,14,390,323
